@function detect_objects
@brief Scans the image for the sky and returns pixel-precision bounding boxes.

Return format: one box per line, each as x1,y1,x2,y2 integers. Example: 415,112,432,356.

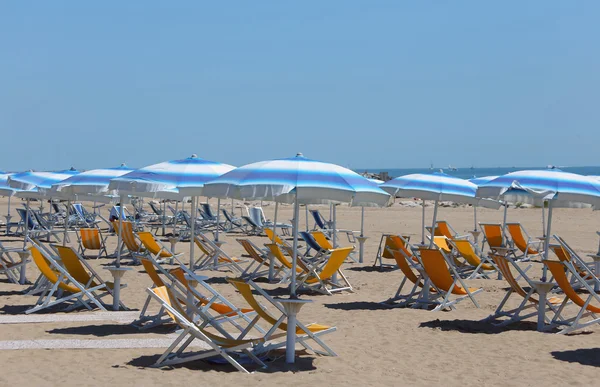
1,1,599,172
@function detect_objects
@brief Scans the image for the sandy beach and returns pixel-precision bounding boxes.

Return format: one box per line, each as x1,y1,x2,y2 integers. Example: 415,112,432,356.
0,197,598,386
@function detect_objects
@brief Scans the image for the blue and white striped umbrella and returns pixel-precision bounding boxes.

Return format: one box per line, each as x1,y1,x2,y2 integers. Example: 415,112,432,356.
109,154,235,199
203,153,390,207
0,173,17,197
51,164,134,198
468,176,500,187
476,169,600,207
10,169,80,199
381,172,480,204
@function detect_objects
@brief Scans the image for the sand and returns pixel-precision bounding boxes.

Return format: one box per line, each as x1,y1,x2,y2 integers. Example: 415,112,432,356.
0,196,599,386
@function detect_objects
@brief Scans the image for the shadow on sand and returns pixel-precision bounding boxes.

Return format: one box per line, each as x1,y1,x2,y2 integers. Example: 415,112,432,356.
324,301,392,311
47,323,176,337
551,348,600,367
418,318,560,334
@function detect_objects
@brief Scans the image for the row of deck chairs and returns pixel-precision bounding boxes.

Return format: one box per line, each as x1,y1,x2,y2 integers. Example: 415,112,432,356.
132,254,337,372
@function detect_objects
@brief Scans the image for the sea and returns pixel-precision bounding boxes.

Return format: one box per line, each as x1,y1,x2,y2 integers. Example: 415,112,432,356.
357,166,600,180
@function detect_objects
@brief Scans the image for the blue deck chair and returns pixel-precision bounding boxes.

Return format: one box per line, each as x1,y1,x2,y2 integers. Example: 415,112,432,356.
300,231,329,260
249,207,291,236
222,209,245,232
309,209,356,243
72,203,99,227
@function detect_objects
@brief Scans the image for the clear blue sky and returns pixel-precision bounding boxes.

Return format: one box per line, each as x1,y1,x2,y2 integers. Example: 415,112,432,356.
1,1,598,172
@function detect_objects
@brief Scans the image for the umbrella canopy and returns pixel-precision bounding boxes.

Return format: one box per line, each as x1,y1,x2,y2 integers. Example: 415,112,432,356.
0,173,18,197
10,169,80,199
51,164,134,197
468,176,500,186
476,169,600,207
381,172,480,204
108,154,235,199
203,153,390,207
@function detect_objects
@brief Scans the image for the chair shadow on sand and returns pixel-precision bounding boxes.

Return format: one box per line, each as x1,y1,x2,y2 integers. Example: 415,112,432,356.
419,318,557,334
346,266,396,273
551,348,600,367
127,349,317,373
324,301,392,311
47,323,176,337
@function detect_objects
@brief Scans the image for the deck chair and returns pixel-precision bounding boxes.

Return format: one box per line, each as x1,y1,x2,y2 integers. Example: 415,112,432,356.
222,209,245,232
237,238,283,279
137,231,184,265
300,231,329,259
111,221,145,264
373,234,411,269
135,258,254,330
249,207,291,236
264,228,293,250
0,241,28,284
545,259,600,334
71,203,99,227
480,223,515,256
310,230,357,264
554,236,597,282
227,278,337,357
426,221,468,240
295,247,354,295
449,238,498,279
309,209,356,243
265,243,309,283
26,245,109,314
505,223,543,260
55,245,127,310
485,254,561,326
242,215,262,235
147,286,268,373
382,242,438,307
193,234,245,273
76,228,108,258
418,248,483,311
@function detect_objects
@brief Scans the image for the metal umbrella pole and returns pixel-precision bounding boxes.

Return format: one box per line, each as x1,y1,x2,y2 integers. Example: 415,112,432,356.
428,200,439,249
268,201,279,281
189,196,197,270
63,199,70,246
421,199,426,245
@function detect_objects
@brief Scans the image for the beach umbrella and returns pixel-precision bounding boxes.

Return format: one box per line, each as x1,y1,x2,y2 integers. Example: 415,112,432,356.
9,169,80,247
476,169,600,278
0,172,18,222
50,164,133,198
108,155,235,269
203,152,390,364
381,172,500,247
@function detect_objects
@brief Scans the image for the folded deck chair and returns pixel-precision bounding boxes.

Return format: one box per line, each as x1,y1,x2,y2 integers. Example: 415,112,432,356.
449,238,498,279
137,231,184,265
147,286,268,373
0,241,28,284
26,245,109,314
505,223,543,261
295,247,354,295
418,248,483,311
111,221,144,264
227,278,337,357
76,228,108,258
485,254,561,326
545,259,600,334
373,234,411,269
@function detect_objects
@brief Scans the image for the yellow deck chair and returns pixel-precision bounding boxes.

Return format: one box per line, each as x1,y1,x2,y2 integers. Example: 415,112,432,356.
77,228,108,258
545,260,600,334
137,231,182,264
112,221,144,261
147,286,267,373
237,238,283,278
382,247,436,307
419,248,482,311
311,231,334,250
265,243,308,274
486,254,561,326
480,223,508,251
550,244,592,282
505,223,543,260
264,228,291,249
296,246,354,295
374,234,411,269
450,238,497,279
193,235,245,272
227,278,337,356
26,246,108,314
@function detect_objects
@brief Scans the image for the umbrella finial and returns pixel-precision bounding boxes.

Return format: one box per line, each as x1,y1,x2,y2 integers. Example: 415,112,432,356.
296,152,304,157
191,154,198,159
120,163,126,167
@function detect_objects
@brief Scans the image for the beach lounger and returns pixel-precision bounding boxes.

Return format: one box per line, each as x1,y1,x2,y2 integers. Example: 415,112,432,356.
227,278,337,357
147,286,268,373
137,231,184,265
237,238,283,279
111,221,145,264
426,221,468,240
76,227,109,258
193,234,245,272
545,259,600,334
418,248,483,311
26,245,110,314
485,254,561,326
449,238,498,279
480,223,515,256
242,215,262,235
505,223,543,261
373,234,411,269
222,209,246,232
249,207,291,236
265,243,308,283
295,246,354,295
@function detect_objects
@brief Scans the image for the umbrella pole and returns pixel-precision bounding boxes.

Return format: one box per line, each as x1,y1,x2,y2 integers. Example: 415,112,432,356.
215,198,221,242
290,193,300,297
268,201,279,281
305,205,309,232
502,203,508,228
7,195,11,217
173,201,178,235
360,206,365,237
63,199,70,246
189,196,196,270
541,200,546,237
421,199,426,245
332,204,338,248
541,200,553,281
117,194,124,268
473,205,477,231
161,201,166,236
428,200,439,249
23,198,30,248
